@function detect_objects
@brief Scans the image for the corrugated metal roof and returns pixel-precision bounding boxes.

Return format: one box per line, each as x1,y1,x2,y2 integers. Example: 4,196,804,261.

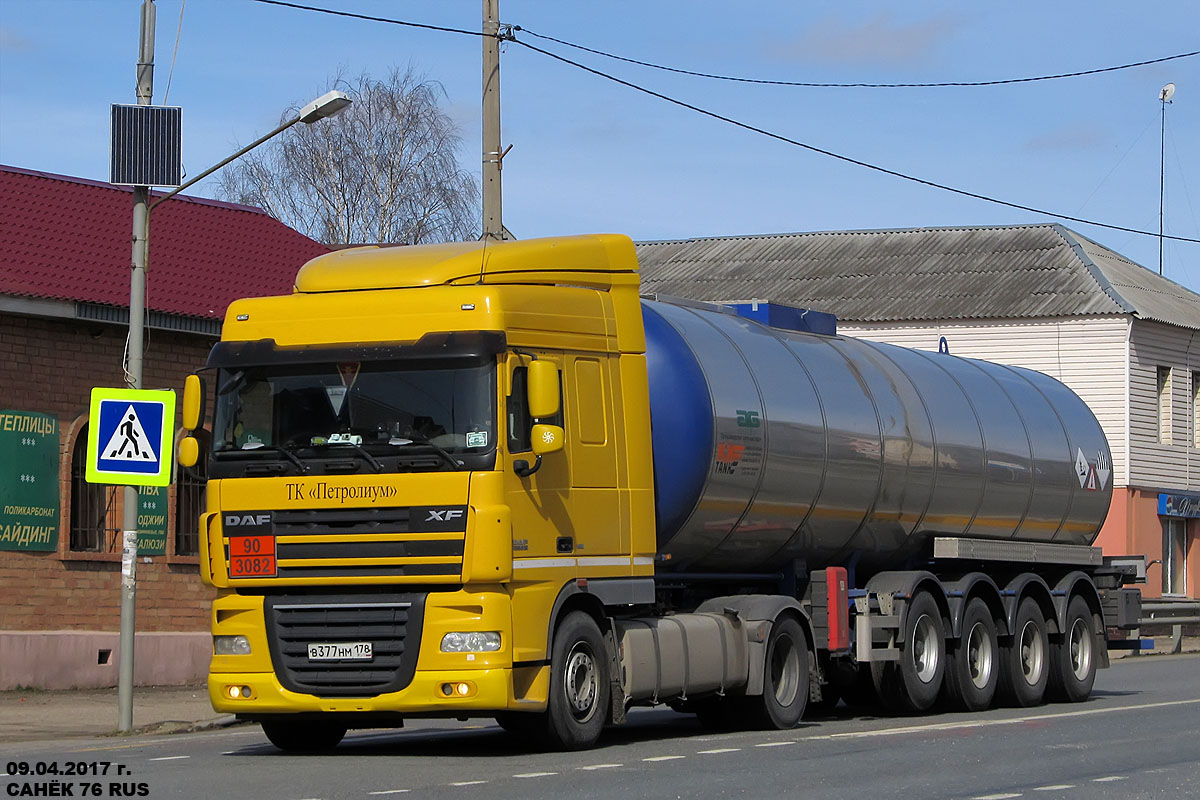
635,224,1200,328
0,164,330,319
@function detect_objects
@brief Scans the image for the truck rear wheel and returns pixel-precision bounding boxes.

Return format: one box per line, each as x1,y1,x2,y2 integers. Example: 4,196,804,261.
542,611,610,750
879,591,945,712
942,597,998,711
261,719,347,753
999,597,1049,707
1047,595,1097,703
748,616,809,729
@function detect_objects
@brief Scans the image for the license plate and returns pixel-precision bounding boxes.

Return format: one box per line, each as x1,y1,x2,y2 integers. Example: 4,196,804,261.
228,535,277,578
308,642,373,661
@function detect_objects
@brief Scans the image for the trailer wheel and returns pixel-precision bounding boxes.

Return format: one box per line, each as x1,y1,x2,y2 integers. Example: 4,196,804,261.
1047,595,1097,703
880,591,945,712
999,597,1049,707
750,616,809,729
542,611,610,750
942,597,998,711
261,719,346,753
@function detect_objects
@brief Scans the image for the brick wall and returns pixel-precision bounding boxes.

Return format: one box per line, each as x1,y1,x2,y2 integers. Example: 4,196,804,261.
0,312,216,632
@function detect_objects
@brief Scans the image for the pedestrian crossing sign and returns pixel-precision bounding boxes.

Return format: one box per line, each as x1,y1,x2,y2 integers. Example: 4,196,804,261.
86,388,176,486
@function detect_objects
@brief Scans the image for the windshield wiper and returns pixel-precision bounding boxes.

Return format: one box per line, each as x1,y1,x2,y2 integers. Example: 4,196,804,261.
312,438,384,473
238,443,309,473
389,435,464,471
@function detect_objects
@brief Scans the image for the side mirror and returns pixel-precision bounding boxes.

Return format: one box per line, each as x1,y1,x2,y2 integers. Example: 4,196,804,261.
527,360,560,419
531,424,564,456
515,424,564,479
178,435,199,468
182,373,206,431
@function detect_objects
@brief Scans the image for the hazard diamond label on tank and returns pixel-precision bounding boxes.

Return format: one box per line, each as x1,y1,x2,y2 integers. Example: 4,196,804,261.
1075,448,1089,488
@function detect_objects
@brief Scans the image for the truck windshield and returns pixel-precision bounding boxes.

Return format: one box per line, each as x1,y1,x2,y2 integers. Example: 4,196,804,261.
210,358,496,476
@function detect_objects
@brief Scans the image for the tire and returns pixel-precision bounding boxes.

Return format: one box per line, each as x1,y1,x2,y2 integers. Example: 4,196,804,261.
541,611,610,751
942,598,999,712
748,616,810,729
999,597,1049,707
261,719,347,753
1047,595,1098,703
884,591,946,713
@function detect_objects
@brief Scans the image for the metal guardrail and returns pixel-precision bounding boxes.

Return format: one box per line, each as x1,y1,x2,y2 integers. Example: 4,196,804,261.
1138,599,1200,655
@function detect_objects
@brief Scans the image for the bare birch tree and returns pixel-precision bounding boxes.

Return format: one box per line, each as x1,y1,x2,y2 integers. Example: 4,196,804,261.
218,68,480,245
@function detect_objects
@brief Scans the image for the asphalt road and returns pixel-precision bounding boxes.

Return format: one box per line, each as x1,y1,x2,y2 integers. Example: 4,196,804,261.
5,654,1198,800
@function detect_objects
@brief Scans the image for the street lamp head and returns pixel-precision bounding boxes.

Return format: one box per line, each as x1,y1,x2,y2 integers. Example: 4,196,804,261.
298,90,352,124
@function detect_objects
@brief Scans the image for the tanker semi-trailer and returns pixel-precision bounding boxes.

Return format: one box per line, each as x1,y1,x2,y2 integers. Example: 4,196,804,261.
176,233,1143,752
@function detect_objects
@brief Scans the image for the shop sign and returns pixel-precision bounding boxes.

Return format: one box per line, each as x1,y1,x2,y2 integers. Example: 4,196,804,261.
0,410,60,552
1158,492,1200,518
138,485,168,555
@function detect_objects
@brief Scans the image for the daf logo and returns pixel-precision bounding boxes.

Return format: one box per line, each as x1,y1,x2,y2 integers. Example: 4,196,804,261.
425,509,465,522
226,514,271,526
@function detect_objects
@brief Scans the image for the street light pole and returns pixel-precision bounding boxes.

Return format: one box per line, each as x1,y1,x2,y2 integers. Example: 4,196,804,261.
117,0,156,734
116,73,350,730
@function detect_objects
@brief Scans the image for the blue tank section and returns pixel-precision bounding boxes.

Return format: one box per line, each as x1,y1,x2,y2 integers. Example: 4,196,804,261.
642,303,714,541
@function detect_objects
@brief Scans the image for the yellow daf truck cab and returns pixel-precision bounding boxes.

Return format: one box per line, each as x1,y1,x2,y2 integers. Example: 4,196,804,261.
180,234,658,751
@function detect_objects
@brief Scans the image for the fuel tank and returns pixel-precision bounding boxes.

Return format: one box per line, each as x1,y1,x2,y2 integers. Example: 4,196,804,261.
643,298,1112,574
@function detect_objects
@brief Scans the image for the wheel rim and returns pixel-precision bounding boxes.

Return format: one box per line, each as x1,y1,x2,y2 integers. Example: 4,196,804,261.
965,620,994,690
564,642,599,722
912,614,940,683
1069,617,1093,681
1018,619,1045,685
770,632,801,707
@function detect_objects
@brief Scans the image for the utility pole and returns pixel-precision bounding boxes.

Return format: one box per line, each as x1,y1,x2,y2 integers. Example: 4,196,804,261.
118,0,155,733
482,0,507,239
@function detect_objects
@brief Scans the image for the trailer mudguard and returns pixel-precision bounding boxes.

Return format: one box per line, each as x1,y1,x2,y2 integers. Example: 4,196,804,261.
940,572,1005,639
865,571,948,645
1001,573,1056,637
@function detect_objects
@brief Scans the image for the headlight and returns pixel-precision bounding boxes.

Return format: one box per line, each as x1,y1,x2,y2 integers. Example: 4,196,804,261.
214,635,252,655
440,631,502,653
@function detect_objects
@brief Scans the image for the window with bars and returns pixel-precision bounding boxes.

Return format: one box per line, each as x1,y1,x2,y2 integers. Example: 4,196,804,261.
69,426,120,552
174,436,207,556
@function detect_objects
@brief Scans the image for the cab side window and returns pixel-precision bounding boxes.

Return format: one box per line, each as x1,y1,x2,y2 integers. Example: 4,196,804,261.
507,365,563,453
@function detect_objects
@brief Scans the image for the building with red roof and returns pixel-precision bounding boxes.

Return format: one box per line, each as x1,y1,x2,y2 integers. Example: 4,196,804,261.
0,165,329,689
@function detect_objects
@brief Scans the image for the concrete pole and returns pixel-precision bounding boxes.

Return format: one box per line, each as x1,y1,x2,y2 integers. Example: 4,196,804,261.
118,0,155,733
482,0,504,239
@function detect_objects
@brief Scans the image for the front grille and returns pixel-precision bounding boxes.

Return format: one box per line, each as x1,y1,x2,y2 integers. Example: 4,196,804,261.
224,506,467,581
264,592,426,697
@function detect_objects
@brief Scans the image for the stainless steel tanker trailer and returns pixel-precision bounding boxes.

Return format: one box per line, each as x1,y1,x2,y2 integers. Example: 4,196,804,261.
616,296,1142,728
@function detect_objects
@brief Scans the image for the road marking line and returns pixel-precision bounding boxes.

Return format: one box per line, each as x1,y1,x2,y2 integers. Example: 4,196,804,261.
1034,786,1075,791
755,741,796,747
578,764,623,770
801,698,1200,741
368,791,411,795
1093,776,1126,783
449,781,487,786
643,755,686,762
148,755,190,761
697,748,741,754
513,772,557,778
972,794,1022,800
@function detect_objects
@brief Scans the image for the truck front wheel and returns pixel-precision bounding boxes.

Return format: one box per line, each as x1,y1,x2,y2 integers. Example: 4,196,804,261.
543,611,610,750
260,719,347,753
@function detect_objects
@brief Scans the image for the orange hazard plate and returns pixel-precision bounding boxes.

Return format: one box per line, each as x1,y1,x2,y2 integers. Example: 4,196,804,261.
229,535,277,578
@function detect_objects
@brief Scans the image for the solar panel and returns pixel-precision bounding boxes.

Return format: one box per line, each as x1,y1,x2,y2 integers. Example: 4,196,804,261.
110,104,182,187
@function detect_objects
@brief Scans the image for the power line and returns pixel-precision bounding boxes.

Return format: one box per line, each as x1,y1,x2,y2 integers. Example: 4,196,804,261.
249,0,485,38
511,38,1200,245
517,28,1199,89
243,0,1198,244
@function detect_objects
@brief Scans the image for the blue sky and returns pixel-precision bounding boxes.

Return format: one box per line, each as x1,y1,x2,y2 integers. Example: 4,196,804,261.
2,1,1198,290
